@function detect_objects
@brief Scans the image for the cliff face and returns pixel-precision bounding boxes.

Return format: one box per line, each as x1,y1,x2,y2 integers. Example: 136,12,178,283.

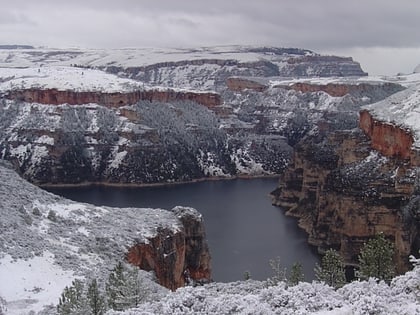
126,206,211,290
5,88,222,108
272,126,419,273
359,109,416,162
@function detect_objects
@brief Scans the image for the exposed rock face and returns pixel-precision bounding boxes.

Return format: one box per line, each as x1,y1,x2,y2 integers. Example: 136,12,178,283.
272,126,419,273
126,207,211,290
226,77,268,92
281,82,401,98
359,109,416,162
5,88,222,108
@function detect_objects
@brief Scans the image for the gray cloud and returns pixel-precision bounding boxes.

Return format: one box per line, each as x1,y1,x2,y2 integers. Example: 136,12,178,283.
1,0,420,74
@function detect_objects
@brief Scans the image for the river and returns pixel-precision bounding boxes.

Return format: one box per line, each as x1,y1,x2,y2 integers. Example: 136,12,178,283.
46,178,320,282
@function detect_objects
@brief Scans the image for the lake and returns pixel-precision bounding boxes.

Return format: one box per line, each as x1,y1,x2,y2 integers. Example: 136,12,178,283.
46,178,320,282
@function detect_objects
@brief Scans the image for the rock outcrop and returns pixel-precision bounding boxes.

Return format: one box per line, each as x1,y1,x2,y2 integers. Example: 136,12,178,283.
359,110,415,161
126,206,211,290
280,82,401,98
226,77,268,92
5,88,222,108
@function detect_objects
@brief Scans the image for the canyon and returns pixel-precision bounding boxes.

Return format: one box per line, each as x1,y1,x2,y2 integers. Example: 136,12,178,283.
0,46,418,312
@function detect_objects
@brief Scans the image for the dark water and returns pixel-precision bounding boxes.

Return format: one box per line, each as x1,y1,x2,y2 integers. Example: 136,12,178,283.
46,178,320,282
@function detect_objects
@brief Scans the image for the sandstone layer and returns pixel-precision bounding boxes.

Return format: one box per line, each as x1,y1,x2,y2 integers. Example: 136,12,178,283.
5,88,222,108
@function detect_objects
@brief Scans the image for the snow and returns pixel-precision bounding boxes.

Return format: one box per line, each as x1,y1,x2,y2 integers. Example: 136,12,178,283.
0,252,77,315
34,135,54,145
0,46,307,69
109,265,420,314
0,66,144,93
362,83,420,147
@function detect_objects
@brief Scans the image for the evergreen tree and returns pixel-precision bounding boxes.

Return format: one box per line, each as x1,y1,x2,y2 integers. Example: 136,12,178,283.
289,262,304,286
106,262,147,311
315,249,346,289
267,256,287,286
57,279,88,315
86,279,106,315
0,296,6,315
358,233,395,282
106,262,126,311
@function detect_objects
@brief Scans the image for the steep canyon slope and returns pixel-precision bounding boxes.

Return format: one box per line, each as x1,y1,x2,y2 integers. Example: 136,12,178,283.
0,46,403,186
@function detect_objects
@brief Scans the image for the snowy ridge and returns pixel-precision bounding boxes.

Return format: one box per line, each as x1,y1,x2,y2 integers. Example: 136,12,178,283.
0,163,182,314
362,83,420,148
0,46,312,69
0,66,144,93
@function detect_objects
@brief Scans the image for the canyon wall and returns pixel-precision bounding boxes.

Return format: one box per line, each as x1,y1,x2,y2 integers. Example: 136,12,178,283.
272,125,419,273
5,88,222,108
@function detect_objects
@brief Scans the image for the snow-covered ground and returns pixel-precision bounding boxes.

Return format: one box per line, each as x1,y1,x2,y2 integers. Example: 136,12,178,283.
0,66,144,93
0,46,311,69
108,259,420,315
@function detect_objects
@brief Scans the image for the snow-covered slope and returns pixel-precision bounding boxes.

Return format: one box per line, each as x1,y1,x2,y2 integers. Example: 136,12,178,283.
0,162,181,314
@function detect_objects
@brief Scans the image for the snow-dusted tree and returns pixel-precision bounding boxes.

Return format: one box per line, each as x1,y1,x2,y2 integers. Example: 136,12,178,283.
315,249,346,289
86,279,106,315
106,262,147,311
289,262,304,286
358,233,395,282
0,296,6,315
57,279,88,315
267,256,287,286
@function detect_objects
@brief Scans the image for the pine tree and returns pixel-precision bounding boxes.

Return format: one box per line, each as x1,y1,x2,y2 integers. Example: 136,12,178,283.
86,279,106,315
358,233,395,282
57,279,88,315
106,262,126,311
289,262,304,286
267,256,287,286
106,262,147,311
315,249,346,289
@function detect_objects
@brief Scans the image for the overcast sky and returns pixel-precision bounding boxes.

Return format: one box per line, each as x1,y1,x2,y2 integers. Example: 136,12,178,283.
1,0,419,75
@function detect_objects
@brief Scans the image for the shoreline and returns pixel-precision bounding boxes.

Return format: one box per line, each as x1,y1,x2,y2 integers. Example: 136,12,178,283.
38,174,281,189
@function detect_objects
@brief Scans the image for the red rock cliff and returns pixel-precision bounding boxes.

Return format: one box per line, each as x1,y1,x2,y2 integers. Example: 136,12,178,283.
5,88,222,108
359,109,415,161
126,206,211,291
